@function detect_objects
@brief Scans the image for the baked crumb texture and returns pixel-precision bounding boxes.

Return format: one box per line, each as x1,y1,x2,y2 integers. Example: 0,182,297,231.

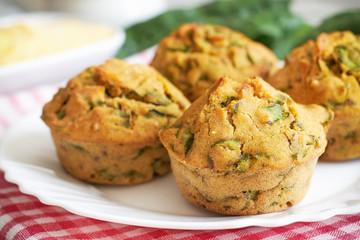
268,31,360,161
42,59,190,184
151,23,278,102
160,76,332,215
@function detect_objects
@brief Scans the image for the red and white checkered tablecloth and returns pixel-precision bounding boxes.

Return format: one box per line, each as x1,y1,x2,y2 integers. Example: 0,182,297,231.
1,49,360,240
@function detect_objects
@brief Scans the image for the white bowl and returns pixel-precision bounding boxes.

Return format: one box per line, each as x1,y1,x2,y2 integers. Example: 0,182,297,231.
0,13,125,93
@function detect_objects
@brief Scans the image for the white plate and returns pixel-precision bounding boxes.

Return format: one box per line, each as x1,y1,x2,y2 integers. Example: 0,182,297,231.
0,13,125,93
1,111,360,230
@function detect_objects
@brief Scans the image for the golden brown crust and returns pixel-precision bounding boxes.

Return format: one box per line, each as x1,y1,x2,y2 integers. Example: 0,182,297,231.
171,153,317,215
42,59,190,184
150,23,279,102
42,59,190,143
52,133,170,184
160,77,332,215
268,31,360,161
160,76,332,215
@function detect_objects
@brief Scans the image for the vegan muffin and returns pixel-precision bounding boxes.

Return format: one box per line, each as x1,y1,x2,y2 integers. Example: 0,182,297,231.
42,59,190,184
160,76,332,215
150,23,279,102
268,31,360,161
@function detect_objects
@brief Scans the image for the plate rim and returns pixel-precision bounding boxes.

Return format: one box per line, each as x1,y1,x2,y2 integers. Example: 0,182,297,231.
1,111,360,230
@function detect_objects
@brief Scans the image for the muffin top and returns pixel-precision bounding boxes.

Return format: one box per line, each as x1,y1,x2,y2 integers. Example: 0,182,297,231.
160,76,333,172
268,31,360,114
150,23,279,101
42,59,190,143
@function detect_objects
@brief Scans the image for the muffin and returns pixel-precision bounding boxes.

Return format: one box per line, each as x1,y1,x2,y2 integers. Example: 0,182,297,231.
42,59,190,184
159,76,332,215
267,31,360,161
150,23,279,102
